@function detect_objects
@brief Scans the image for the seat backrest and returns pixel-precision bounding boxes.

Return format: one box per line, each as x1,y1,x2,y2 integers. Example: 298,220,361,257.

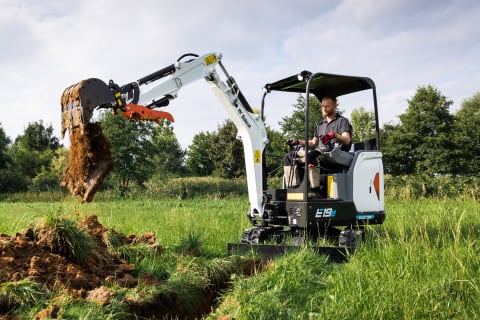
324,146,354,167
353,138,377,151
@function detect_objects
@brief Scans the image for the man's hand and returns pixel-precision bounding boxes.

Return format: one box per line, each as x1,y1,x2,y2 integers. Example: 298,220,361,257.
286,139,299,146
321,132,335,145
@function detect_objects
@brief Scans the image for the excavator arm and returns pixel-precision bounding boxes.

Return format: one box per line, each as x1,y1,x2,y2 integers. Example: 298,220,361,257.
61,53,269,218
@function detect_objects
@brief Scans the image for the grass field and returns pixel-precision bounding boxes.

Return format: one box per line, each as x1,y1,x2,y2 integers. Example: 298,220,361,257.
0,197,251,257
1,197,479,319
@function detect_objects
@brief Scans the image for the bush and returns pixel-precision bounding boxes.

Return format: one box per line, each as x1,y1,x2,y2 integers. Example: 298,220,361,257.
96,176,248,200
2,175,479,202
384,175,480,200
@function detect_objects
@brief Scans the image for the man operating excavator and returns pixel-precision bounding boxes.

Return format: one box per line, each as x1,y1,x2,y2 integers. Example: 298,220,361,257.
60,52,385,255
284,95,352,194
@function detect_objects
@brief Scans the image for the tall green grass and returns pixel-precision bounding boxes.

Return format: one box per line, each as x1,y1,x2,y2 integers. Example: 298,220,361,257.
0,197,251,257
385,175,480,200
312,200,480,319
1,195,479,319
212,199,480,319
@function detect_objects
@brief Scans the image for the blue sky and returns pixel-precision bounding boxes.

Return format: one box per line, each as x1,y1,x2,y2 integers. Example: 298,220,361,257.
1,0,479,148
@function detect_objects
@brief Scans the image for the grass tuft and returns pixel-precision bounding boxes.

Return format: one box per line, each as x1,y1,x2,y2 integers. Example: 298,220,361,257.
0,280,48,313
175,228,204,256
34,211,95,261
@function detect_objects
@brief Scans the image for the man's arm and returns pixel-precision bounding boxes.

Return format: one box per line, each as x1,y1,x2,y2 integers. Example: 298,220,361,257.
335,131,351,145
295,136,318,147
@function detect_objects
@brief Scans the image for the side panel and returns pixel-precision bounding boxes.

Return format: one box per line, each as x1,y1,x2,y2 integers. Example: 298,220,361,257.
351,151,384,212
308,201,358,227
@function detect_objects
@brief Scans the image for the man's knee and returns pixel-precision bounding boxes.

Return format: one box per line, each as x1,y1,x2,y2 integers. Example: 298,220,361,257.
307,150,322,166
284,152,294,166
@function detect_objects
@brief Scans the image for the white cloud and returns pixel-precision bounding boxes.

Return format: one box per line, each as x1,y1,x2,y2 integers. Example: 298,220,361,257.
1,0,479,149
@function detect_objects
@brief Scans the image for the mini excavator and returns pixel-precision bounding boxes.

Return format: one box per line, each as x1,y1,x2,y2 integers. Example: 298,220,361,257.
61,52,385,261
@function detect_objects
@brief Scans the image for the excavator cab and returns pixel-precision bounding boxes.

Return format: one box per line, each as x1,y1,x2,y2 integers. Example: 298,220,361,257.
229,71,385,260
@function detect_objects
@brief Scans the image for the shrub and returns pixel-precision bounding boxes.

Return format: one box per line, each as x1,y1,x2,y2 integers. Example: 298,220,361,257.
384,175,480,200
146,176,248,199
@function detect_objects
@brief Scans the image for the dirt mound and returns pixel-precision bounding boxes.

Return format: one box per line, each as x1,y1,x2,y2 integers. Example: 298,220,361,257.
0,215,156,291
0,215,265,319
0,215,167,318
61,123,114,202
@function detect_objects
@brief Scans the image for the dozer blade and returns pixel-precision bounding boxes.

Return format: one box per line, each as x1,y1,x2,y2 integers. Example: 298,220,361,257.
61,78,114,138
227,243,351,263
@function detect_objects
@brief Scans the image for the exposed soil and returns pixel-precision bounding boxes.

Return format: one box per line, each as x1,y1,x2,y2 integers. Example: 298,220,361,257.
61,123,113,203
0,215,153,290
0,215,160,317
0,215,257,319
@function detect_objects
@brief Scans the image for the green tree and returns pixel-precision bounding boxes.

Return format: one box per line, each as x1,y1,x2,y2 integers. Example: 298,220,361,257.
351,107,376,143
453,92,480,175
185,122,286,182
264,126,287,179
101,112,183,188
185,131,215,176
209,120,245,178
100,112,157,188
279,95,323,139
32,147,68,191
382,85,454,176
148,121,185,178
0,123,10,167
8,121,61,190
15,120,60,152
0,123,25,193
380,122,412,174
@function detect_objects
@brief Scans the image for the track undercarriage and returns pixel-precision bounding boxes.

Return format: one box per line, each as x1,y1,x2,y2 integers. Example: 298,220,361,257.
228,223,364,262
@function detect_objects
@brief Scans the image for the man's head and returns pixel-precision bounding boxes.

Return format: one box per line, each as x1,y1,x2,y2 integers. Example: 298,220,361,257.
321,95,337,117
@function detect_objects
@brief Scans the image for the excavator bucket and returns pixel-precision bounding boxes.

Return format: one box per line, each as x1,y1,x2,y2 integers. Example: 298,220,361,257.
60,78,114,138
60,78,115,202
60,78,174,202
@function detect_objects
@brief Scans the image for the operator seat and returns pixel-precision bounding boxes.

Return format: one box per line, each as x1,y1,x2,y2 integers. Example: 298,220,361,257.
323,147,353,167
316,138,377,174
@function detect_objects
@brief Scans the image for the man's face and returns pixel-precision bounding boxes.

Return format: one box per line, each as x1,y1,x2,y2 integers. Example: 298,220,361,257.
321,98,336,117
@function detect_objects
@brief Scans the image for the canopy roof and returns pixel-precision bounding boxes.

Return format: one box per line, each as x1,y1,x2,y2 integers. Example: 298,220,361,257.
264,71,375,99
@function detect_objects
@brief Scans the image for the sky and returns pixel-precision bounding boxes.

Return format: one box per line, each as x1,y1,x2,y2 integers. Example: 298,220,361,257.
1,0,479,149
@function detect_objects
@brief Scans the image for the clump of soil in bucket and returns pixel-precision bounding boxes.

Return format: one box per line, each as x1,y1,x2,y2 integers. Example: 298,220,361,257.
61,122,113,202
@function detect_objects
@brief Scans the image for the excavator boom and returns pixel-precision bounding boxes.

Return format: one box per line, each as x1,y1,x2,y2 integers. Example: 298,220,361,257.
60,53,268,215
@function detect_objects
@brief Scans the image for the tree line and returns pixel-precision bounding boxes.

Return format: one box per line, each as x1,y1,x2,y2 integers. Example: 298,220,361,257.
1,85,479,194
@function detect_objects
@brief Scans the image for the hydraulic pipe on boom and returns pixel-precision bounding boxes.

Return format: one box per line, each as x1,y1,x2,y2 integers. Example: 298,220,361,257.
134,53,269,219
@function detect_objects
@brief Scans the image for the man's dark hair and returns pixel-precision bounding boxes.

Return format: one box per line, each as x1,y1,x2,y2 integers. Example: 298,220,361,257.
321,95,337,106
